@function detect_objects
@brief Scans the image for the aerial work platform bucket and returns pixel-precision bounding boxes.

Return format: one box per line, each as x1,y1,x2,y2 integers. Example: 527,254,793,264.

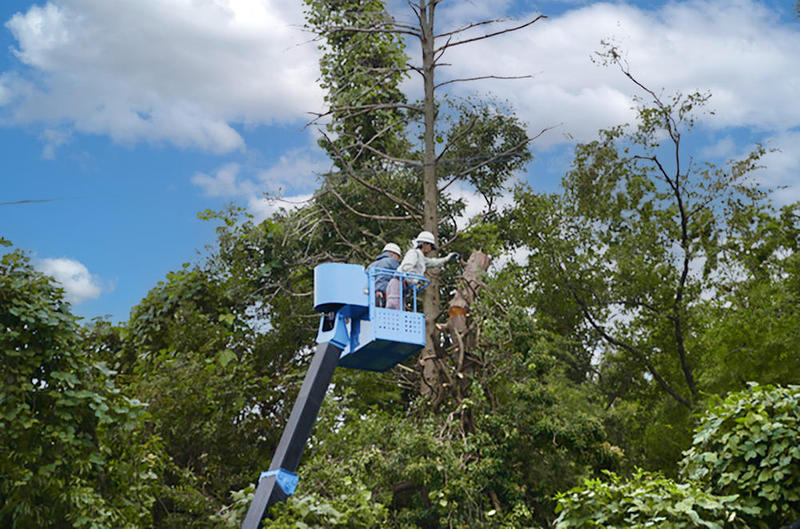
242,263,431,528
313,263,429,372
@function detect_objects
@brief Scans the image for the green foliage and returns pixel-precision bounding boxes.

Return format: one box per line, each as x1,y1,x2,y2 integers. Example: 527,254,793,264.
0,248,158,528
234,281,617,529
681,384,800,528
268,478,389,529
212,477,390,529
292,407,546,529
122,264,282,528
5,13,795,529
499,76,783,471
557,384,800,528
437,98,532,209
304,0,411,170
554,469,744,529
698,202,800,396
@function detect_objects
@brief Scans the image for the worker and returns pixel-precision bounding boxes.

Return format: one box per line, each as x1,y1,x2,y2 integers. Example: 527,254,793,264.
368,243,403,307
386,231,459,310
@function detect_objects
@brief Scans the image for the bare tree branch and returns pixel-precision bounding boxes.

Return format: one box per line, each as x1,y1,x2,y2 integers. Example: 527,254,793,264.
436,115,478,162
438,126,553,193
354,141,422,167
434,15,546,54
324,23,421,38
434,74,533,90
434,18,507,39
310,102,424,121
320,130,424,222
317,200,371,260
327,185,416,221
572,287,692,409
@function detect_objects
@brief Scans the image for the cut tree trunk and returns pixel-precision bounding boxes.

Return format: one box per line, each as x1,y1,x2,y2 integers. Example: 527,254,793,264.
447,251,491,372
421,250,491,406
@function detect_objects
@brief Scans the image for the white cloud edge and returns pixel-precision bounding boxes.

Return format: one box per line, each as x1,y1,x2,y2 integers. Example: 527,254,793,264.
35,256,108,304
1,0,324,153
191,146,328,221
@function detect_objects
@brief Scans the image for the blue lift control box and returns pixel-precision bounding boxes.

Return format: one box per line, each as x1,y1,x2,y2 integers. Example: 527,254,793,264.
313,263,429,372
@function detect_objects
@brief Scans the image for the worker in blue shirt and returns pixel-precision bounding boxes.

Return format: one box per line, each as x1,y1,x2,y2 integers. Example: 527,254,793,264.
368,242,402,307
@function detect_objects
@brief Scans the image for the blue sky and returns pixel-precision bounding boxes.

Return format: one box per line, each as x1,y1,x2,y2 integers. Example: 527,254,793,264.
1,0,798,322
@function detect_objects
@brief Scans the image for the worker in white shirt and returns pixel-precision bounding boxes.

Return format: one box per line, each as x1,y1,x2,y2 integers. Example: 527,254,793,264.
386,231,458,310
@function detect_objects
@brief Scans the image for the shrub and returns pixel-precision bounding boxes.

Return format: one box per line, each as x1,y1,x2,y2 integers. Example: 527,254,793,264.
681,384,800,528
554,469,744,529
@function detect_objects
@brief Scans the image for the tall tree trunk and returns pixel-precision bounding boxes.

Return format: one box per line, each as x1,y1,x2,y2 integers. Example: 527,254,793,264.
420,0,441,397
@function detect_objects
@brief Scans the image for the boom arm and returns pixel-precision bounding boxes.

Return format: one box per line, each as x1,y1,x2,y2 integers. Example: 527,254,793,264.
241,340,343,529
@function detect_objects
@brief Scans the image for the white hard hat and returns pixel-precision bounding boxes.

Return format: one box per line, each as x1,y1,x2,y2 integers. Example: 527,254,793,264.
383,242,402,255
415,231,437,249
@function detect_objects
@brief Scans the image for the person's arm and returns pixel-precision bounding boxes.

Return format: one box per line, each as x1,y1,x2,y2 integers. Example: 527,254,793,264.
422,252,458,269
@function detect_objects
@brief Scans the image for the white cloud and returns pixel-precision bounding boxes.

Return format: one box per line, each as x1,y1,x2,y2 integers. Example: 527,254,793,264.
445,182,517,230
0,78,10,106
191,162,249,197
2,0,323,153
756,130,800,205
191,148,327,221
436,0,800,147
3,0,798,194
248,193,314,222
36,257,104,304
256,150,327,195
700,136,737,160
40,128,71,159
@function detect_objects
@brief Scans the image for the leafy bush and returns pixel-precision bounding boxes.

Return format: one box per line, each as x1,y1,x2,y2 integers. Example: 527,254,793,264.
211,480,388,529
553,469,744,529
0,248,158,528
681,384,800,528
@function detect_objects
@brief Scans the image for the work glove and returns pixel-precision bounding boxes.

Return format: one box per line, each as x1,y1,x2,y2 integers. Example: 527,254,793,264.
448,252,460,262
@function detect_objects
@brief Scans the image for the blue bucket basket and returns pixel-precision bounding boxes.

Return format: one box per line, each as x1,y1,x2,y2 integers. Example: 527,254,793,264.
314,263,429,372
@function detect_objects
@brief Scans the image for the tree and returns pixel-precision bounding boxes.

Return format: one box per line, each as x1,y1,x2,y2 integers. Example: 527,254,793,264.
236,271,618,529
0,244,158,528
501,47,775,468
303,0,540,399
697,201,800,396
118,261,295,529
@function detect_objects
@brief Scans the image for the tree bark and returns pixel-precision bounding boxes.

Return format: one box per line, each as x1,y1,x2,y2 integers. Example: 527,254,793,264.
424,251,491,407
419,0,441,397
448,251,491,372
